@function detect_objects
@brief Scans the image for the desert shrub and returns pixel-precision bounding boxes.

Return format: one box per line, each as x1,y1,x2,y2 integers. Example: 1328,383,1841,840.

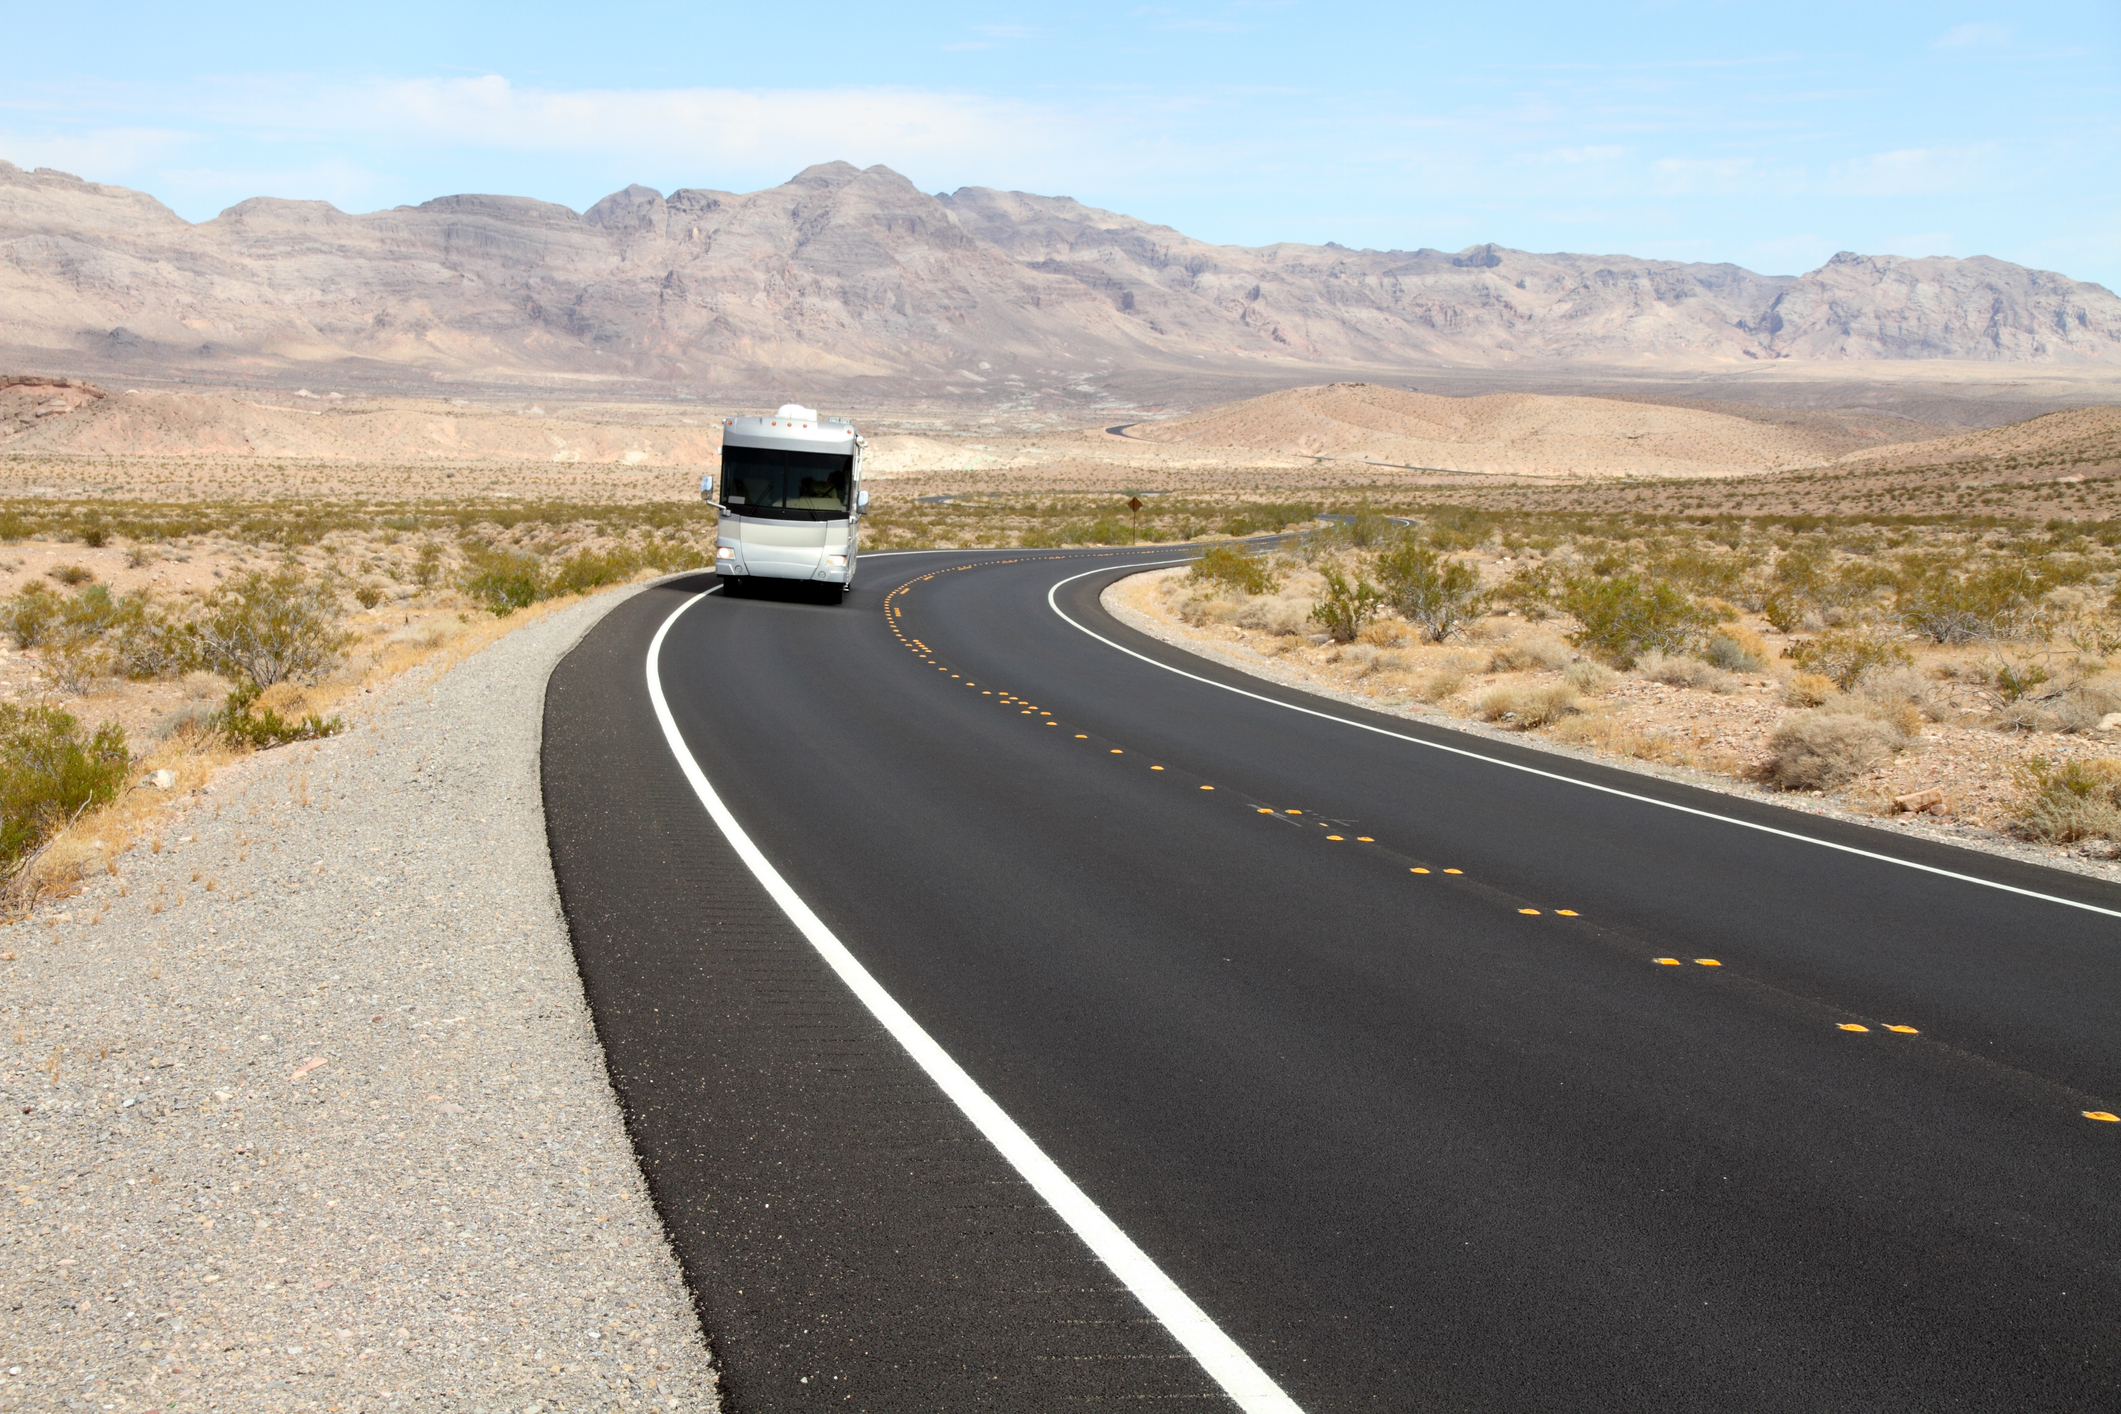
1236,595,1314,636
192,570,355,688
43,586,191,689
415,542,444,588
1635,651,1734,694
2,582,63,648
1654,544,1761,601
48,564,93,586
1852,664,1942,720
1703,629,1767,673
1764,709,1907,790
210,683,343,750
1490,633,1573,672
80,524,109,549
1423,507,1496,552
1896,557,2044,643
1191,543,1280,597
1761,590,1813,634
1784,673,1837,707
1309,562,1384,643
2051,682,2121,734
1560,574,1711,667
1419,668,1469,702
1357,619,1413,647
1478,682,1579,728
354,584,386,609
544,546,642,597
1176,595,1241,628
464,548,542,614
1990,658,2052,703
1494,562,1557,619
1220,502,1318,538
1331,505,1393,548
1375,536,1487,642
2012,757,2121,841
0,704,130,872
1563,660,1618,694
1788,628,1914,690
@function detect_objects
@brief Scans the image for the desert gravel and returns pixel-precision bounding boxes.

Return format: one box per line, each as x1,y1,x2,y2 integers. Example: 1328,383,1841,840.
0,585,721,1412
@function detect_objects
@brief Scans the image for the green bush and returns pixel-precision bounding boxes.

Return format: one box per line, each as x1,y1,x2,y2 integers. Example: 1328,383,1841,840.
1334,505,1393,548
1423,507,1497,552
1495,562,1557,620
192,570,355,687
0,704,130,871
1703,632,1766,673
1308,562,1384,642
1559,574,1711,667
1220,502,1317,537
210,683,342,750
1375,536,1486,642
2,582,63,648
2013,757,2121,842
1896,556,2044,643
1787,629,1913,691
1191,544,1280,596
464,549,543,614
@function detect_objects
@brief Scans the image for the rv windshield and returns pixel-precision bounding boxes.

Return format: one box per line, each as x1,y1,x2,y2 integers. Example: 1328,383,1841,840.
719,445,853,521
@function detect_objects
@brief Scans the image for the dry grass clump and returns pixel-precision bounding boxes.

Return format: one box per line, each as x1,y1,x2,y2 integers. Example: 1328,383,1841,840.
1478,682,1580,729
1763,700,1918,790
1784,673,1837,707
1490,633,1574,672
2012,757,2121,842
1563,661,1619,695
1635,651,1735,694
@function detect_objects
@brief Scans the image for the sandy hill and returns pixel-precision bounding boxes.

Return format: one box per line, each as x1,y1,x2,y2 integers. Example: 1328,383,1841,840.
1836,404,2121,473
0,376,726,466
1124,383,1871,478
3,159,2119,411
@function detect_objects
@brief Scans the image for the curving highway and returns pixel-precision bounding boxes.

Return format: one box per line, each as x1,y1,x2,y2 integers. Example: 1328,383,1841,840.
543,549,2121,1412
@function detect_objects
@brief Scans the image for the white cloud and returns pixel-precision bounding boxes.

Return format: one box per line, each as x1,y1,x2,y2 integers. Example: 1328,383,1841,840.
0,126,195,178
1825,144,1996,197
204,76,1095,186
1934,23,2012,49
1649,156,1759,194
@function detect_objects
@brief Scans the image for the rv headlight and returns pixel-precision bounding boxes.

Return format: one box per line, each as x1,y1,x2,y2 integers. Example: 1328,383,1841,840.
716,546,735,560
827,553,848,567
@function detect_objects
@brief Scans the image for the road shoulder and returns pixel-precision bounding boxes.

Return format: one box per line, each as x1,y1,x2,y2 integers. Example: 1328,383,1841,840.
0,584,720,1411
1102,564,2121,890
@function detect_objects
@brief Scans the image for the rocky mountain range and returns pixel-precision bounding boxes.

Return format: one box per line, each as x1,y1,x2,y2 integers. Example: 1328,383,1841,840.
2,159,2117,404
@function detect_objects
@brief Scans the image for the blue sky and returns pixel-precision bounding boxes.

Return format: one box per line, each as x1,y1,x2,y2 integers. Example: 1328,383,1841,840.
4,1,2116,285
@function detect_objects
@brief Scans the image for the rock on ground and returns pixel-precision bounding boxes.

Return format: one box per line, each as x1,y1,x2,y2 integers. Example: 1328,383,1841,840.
0,585,719,1412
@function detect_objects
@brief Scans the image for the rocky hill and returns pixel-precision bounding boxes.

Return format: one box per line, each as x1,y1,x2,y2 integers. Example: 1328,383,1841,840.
3,159,2117,403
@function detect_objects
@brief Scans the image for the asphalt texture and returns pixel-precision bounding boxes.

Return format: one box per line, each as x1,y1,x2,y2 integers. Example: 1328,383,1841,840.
543,551,2121,1412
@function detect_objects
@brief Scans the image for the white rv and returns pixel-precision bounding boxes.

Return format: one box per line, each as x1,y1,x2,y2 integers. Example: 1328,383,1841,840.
706,403,868,599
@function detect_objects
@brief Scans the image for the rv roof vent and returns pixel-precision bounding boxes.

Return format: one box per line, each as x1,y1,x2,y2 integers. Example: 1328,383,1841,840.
776,403,817,420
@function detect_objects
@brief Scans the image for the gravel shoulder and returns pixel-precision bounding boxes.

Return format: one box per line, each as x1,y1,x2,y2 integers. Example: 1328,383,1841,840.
1104,567,2121,890
1,584,720,1412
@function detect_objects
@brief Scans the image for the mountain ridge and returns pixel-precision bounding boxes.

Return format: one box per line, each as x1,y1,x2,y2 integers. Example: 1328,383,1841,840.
2,158,2116,403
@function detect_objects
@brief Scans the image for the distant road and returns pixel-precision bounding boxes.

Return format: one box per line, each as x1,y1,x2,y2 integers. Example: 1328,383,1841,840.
545,550,2121,1411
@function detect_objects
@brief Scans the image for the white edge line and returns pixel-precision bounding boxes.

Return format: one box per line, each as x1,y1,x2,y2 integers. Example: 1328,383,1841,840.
1047,560,2121,923
645,587,1305,1414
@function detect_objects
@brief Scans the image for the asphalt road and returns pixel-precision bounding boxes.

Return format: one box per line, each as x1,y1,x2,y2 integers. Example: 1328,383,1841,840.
543,551,2121,1412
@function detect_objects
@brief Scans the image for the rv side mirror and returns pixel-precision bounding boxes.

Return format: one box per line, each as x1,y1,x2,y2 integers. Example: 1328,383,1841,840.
856,488,870,514
700,474,715,502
